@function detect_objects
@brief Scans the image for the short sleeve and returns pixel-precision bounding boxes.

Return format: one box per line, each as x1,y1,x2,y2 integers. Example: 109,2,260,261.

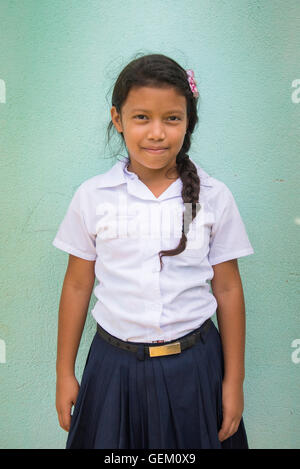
52,184,97,261
208,184,254,265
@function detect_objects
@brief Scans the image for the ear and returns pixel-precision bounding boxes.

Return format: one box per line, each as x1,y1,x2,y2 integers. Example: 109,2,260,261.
110,106,123,133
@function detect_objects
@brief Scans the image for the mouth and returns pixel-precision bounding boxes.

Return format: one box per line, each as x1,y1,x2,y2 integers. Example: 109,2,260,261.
142,147,169,154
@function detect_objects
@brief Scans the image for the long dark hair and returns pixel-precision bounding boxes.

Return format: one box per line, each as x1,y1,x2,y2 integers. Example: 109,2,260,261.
106,53,201,271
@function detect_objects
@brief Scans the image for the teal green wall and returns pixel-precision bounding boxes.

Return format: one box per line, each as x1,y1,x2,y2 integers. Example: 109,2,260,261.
0,0,299,449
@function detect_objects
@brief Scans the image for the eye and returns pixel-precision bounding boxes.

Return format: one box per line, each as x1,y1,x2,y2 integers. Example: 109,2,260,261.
133,115,181,121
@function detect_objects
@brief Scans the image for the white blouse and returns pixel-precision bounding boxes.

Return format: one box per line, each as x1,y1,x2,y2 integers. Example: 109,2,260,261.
52,157,254,342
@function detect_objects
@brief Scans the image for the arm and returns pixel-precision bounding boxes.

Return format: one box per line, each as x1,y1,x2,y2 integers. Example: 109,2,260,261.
211,258,246,384
56,254,96,377
56,254,96,431
211,258,246,441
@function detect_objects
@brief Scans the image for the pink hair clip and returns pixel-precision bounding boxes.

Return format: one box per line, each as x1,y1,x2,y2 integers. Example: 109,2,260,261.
186,69,199,98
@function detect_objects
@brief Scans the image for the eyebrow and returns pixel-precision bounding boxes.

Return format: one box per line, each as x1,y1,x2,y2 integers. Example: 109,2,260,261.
130,108,185,116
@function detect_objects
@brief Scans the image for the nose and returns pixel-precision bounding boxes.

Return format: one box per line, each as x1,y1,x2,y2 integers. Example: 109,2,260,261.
147,120,166,140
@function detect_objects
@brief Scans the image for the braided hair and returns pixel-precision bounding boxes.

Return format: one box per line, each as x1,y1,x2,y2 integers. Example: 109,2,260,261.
106,53,201,271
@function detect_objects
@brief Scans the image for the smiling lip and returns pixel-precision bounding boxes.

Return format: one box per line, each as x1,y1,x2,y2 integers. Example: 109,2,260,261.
143,147,168,153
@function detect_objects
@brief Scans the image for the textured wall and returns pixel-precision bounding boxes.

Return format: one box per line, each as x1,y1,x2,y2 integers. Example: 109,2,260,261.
0,0,299,449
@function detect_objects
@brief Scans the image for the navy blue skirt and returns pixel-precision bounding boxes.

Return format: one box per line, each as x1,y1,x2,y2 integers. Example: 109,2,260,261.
66,320,248,449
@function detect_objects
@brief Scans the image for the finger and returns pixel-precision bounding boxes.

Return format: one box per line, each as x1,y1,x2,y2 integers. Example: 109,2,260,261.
58,411,67,432
57,411,63,429
218,417,233,442
224,421,236,440
220,419,240,441
62,408,72,432
228,419,241,438
58,411,69,432
59,405,72,432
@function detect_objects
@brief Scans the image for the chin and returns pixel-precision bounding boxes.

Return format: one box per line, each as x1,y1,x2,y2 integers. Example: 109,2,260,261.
138,158,165,167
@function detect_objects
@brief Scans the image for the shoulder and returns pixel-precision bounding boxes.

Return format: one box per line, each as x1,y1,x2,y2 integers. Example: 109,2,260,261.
191,158,233,205
77,171,113,193
75,160,125,195
67,161,126,221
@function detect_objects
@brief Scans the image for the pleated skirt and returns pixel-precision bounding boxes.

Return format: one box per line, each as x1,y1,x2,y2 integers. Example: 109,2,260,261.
66,320,249,449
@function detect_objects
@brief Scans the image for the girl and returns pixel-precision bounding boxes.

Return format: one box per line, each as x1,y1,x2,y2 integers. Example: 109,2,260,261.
53,54,254,449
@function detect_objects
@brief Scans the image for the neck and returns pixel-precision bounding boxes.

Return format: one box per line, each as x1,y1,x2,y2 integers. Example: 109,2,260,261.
127,158,179,184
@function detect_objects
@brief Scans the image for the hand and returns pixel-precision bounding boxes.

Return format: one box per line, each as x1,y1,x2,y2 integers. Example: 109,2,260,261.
218,379,244,442
56,374,80,432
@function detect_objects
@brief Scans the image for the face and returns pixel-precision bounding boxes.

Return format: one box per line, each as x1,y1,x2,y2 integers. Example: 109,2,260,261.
111,86,188,174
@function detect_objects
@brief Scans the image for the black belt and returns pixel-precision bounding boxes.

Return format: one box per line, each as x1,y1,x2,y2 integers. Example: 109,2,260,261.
96,318,212,359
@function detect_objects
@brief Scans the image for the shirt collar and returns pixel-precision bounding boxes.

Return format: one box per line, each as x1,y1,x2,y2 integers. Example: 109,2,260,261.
96,156,213,188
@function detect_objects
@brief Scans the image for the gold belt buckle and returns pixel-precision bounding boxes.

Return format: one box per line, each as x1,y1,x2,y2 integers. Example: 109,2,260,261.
149,341,181,357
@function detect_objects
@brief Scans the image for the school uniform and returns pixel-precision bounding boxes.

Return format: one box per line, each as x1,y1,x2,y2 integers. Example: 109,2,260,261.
52,156,254,449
